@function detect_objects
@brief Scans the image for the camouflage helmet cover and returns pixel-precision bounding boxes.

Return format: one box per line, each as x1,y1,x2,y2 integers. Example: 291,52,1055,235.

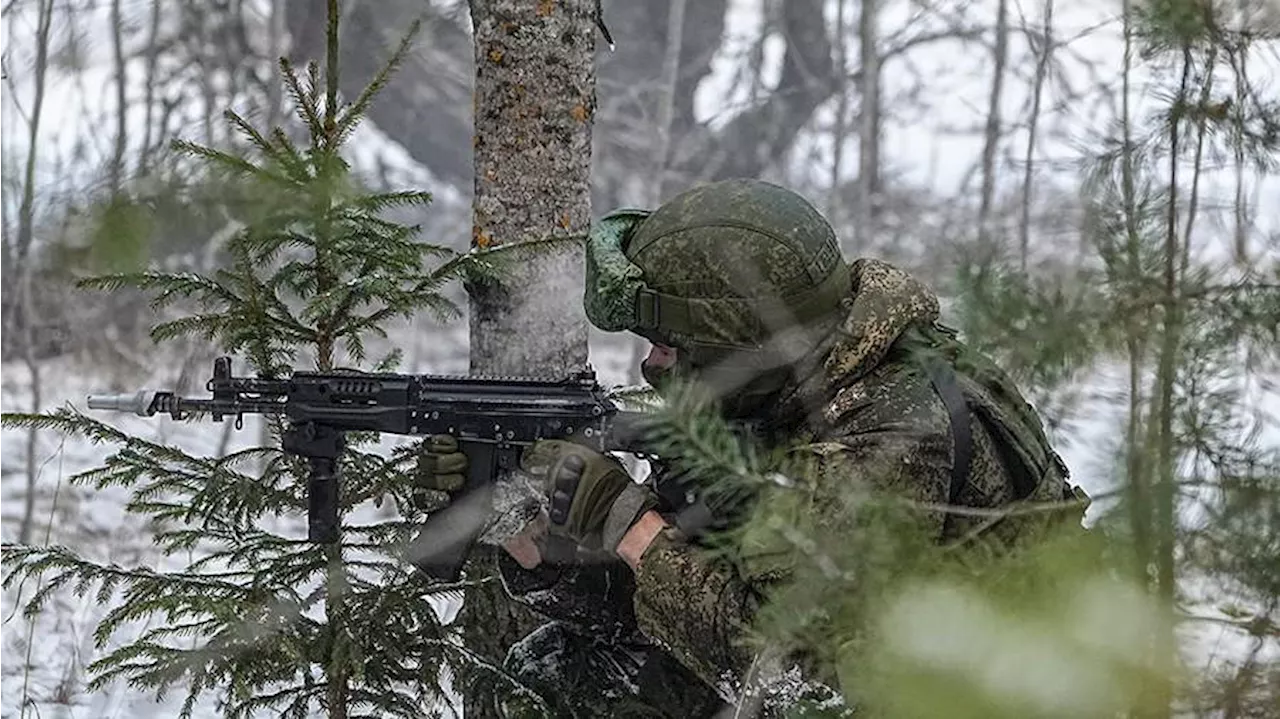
584,179,850,359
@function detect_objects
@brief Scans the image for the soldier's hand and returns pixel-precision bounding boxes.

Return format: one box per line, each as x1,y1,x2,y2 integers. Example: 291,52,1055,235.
413,434,467,509
500,439,656,568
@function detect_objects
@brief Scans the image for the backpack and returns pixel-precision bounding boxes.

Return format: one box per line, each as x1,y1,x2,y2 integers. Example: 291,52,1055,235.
906,321,1091,532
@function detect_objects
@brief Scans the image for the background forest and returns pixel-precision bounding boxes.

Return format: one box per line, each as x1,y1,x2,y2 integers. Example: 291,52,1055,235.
1,0,1278,717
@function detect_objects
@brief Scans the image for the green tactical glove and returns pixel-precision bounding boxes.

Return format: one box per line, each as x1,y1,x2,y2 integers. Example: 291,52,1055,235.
533,439,657,554
413,434,468,509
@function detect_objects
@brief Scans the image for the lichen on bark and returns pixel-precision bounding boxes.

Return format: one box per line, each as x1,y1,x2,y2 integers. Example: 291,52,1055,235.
468,0,595,378
459,2,597,716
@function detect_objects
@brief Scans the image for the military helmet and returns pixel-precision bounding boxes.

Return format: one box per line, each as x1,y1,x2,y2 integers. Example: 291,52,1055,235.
584,179,850,366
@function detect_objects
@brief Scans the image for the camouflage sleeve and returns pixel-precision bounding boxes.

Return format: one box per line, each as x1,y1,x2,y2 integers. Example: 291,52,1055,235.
631,528,761,697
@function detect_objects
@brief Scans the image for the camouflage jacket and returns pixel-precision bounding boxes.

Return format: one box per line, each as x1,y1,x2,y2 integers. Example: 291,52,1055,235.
501,258,1076,715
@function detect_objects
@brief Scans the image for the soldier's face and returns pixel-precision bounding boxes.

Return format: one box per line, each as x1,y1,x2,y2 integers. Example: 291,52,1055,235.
645,343,677,368
640,343,679,390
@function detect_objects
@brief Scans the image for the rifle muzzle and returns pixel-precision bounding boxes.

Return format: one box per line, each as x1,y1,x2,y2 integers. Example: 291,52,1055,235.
86,391,160,416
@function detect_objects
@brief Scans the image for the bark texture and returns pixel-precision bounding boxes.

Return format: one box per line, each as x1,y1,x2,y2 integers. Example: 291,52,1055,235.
458,2,597,716
466,0,593,376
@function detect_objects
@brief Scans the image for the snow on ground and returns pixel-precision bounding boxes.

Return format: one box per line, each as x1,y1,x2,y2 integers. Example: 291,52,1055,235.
1,354,256,718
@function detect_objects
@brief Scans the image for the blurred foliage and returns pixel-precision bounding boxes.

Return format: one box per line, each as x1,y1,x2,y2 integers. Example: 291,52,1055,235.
81,195,154,272
854,528,1168,719
635,377,1161,717
953,262,1111,392
948,0,1280,716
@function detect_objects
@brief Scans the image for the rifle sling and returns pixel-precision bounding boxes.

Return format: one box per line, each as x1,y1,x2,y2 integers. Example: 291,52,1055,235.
927,362,973,507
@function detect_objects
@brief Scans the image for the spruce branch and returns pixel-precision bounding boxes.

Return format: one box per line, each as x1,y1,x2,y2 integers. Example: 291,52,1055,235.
170,139,293,187
279,57,324,139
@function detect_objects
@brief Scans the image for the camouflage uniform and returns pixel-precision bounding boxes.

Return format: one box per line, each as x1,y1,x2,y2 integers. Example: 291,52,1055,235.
476,180,1080,717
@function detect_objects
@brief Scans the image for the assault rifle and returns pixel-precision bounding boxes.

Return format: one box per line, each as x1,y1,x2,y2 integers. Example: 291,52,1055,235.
87,356,656,581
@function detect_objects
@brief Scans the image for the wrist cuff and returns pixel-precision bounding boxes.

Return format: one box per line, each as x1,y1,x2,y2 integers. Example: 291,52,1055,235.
602,483,653,551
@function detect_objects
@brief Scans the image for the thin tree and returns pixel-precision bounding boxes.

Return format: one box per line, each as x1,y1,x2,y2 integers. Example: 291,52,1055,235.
976,0,1010,258
137,0,163,175
828,0,850,233
629,0,687,385
109,0,128,194
9,0,56,546
856,0,881,247
1017,0,1054,271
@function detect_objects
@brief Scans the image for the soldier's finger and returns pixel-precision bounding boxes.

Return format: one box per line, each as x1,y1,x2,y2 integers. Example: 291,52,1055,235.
433,473,466,492
428,434,459,453
548,453,586,528
434,452,468,475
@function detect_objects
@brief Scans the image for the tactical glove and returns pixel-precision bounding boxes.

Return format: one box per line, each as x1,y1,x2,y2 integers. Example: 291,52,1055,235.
413,434,468,509
535,439,657,554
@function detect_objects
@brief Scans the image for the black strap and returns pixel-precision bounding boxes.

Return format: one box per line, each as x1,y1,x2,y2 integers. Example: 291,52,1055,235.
927,362,973,507
652,468,718,537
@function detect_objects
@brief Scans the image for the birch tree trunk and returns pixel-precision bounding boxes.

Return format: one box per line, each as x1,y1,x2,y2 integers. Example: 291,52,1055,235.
459,1,596,715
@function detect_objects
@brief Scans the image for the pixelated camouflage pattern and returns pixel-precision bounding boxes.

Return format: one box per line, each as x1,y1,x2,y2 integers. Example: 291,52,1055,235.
817,258,939,381
501,255,1074,717
629,257,1075,712
584,210,651,333
627,179,842,299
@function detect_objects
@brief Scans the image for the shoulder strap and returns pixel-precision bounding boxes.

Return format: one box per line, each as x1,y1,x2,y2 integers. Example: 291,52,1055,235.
930,358,1046,505
926,361,973,506
930,359,1054,508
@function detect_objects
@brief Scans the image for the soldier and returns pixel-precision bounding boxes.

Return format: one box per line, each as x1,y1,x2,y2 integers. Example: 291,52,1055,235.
416,179,1084,717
